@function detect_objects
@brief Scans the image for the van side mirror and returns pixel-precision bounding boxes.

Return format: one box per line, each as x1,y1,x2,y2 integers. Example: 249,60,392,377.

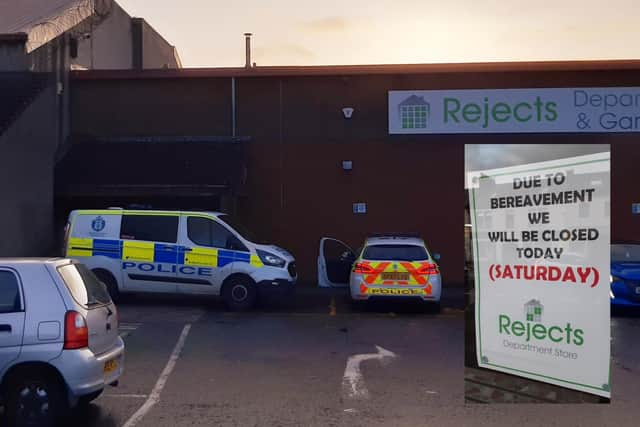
433,253,441,261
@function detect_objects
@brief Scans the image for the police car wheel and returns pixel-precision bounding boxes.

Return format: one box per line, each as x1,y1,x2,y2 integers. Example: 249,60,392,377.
222,277,257,310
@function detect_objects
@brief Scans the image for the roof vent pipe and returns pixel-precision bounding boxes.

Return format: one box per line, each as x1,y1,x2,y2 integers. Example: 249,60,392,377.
244,33,252,68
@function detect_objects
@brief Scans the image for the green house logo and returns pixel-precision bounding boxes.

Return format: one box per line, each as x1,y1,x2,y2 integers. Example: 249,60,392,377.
524,299,544,322
399,95,430,129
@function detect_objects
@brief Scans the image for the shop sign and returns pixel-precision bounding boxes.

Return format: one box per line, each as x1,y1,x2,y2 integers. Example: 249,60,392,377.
389,88,640,134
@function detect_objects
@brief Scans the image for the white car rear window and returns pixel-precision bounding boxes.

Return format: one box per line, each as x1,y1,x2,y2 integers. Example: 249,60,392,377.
58,264,112,307
363,245,429,261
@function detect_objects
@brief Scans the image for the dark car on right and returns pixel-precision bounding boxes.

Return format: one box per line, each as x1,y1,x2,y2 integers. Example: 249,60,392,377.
610,243,640,309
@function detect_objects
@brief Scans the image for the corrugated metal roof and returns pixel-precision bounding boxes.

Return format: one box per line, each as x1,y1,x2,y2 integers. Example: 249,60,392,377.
71,59,640,80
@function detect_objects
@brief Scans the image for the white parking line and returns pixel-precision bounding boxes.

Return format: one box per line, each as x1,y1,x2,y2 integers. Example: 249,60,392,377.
122,324,192,427
102,394,148,399
119,323,142,339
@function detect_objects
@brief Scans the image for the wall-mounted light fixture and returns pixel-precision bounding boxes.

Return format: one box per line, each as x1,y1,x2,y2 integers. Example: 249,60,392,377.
342,107,354,119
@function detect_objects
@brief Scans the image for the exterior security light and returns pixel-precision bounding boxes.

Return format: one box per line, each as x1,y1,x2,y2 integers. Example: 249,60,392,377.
342,107,354,119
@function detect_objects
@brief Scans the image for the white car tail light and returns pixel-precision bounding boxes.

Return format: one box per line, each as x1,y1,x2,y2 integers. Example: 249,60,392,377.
64,311,88,349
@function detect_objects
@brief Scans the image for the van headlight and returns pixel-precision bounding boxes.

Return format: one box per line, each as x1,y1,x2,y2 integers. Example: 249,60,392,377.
257,249,286,268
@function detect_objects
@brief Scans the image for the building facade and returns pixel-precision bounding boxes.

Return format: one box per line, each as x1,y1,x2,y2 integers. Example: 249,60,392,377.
60,62,640,284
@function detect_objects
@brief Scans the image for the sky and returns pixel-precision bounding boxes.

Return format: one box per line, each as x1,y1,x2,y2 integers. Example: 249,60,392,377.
117,0,640,68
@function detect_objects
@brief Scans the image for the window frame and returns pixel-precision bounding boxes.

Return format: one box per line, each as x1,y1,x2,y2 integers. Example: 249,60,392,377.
119,214,179,243
186,216,249,252
57,263,112,309
187,216,215,247
0,268,24,314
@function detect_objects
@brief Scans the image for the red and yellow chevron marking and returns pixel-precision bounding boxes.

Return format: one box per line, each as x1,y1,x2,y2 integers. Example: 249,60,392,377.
357,261,437,286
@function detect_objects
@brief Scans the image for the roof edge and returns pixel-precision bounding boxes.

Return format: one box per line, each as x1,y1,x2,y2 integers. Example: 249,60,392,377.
0,32,29,43
70,59,640,80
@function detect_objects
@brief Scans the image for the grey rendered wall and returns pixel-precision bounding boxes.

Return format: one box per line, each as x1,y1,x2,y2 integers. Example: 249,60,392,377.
0,39,29,71
73,2,133,70
0,84,59,256
140,20,180,69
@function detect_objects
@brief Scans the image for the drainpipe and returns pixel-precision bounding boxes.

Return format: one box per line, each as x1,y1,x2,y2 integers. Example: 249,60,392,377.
231,77,236,137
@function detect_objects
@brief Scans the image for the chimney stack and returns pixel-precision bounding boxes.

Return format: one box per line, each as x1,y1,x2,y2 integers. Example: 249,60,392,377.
244,33,252,68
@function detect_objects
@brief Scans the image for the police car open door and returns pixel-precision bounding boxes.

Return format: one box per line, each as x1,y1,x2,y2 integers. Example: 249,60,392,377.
318,238,355,288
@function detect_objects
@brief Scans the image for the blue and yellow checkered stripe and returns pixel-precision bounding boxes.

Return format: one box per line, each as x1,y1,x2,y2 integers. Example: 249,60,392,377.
67,238,264,268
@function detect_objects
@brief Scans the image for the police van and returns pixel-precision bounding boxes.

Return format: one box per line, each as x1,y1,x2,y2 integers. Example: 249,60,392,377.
63,209,297,309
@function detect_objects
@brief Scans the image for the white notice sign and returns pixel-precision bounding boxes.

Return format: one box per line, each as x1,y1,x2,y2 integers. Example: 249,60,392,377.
469,152,611,397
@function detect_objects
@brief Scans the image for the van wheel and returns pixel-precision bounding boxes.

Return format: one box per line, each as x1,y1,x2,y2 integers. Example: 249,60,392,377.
5,370,67,427
93,270,120,303
222,276,257,310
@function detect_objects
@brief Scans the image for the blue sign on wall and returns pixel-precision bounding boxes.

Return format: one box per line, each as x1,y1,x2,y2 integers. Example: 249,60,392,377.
353,203,367,214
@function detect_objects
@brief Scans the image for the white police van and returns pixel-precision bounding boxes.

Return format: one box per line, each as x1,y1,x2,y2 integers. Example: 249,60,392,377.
63,209,296,309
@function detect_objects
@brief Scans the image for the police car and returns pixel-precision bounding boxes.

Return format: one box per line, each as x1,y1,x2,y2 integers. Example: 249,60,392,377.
318,234,441,308
64,209,296,310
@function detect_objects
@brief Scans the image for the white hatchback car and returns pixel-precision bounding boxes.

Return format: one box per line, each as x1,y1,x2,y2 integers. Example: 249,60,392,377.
318,234,442,308
0,258,124,427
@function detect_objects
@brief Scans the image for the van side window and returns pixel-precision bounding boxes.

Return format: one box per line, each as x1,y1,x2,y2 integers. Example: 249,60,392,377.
187,217,248,252
0,270,21,313
120,215,178,243
187,217,213,246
